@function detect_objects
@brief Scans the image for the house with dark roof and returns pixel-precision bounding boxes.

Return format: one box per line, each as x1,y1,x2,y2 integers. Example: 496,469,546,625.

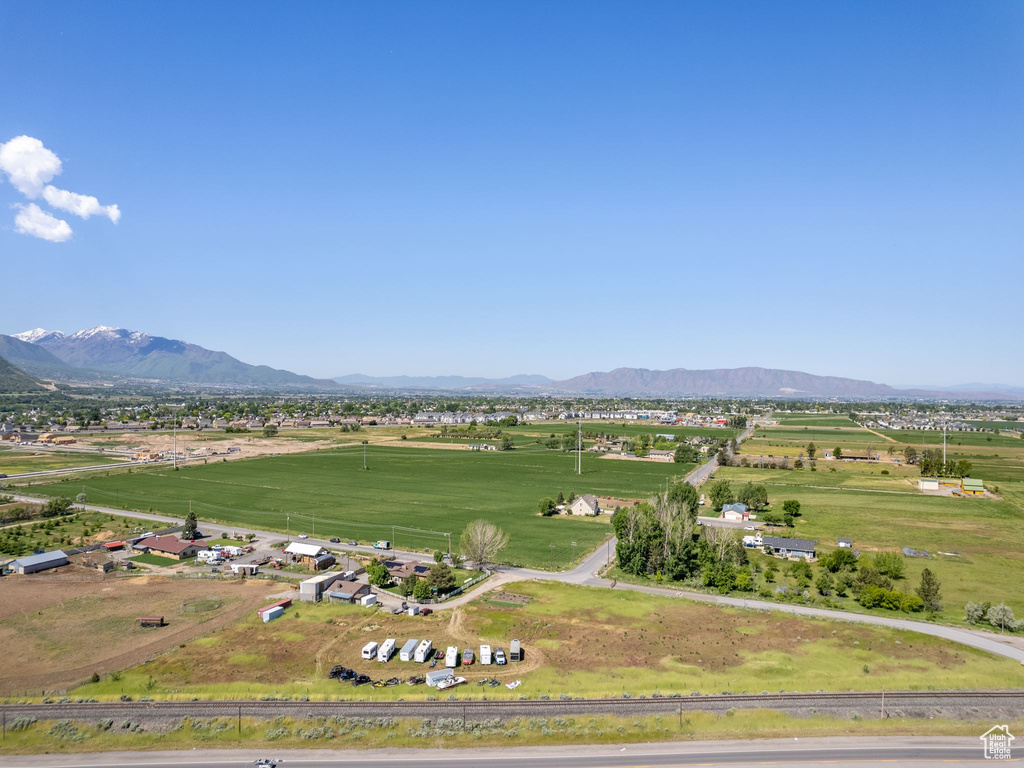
762,536,817,560
721,502,749,521
133,535,202,560
384,560,432,584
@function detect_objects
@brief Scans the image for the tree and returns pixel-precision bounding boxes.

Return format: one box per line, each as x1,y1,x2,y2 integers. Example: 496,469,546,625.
76,492,87,503
915,568,942,612
555,491,565,505
707,479,734,511
538,497,557,516
399,574,418,597
667,480,700,519
986,602,1020,632
42,496,73,517
183,511,199,540
833,447,842,459
873,551,905,579
674,445,696,463
835,572,854,597
816,571,834,596
781,500,801,517
964,601,987,624
427,561,456,592
736,482,769,511
433,550,444,564
262,424,279,438
820,548,858,573
806,443,817,460
500,434,515,451
367,561,391,588
413,577,433,601
459,519,509,568
903,446,918,465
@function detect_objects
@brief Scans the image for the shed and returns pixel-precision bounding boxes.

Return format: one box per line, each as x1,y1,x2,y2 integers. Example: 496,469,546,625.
9,550,69,575
360,593,378,607
837,538,852,548
961,477,985,495
426,668,454,687
918,478,940,491
299,571,344,602
137,616,165,628
257,598,291,617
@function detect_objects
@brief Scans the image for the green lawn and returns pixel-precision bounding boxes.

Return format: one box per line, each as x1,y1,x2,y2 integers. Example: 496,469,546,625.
28,445,695,568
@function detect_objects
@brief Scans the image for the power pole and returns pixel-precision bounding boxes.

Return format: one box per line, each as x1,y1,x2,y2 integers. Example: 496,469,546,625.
943,421,947,467
312,511,315,538
172,407,177,470
287,514,290,542
577,421,582,475
363,440,368,470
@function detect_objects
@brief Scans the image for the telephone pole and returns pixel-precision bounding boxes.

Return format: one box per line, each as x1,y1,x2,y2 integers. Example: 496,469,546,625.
172,407,178,470
577,421,582,475
363,440,368,470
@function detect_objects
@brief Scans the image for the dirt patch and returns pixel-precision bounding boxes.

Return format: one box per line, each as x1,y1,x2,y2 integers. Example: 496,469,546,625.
487,592,533,606
0,576,277,695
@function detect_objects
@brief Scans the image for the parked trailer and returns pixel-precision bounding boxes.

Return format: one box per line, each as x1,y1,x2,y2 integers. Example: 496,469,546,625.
510,639,522,662
262,605,284,623
414,639,433,663
377,638,397,662
444,646,459,668
425,668,453,687
361,641,379,660
399,639,418,662
480,644,492,665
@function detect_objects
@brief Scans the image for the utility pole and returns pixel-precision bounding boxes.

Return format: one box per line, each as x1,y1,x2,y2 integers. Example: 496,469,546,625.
446,532,452,558
943,421,947,467
880,686,885,720
287,514,290,542
363,440,368,470
172,406,177,470
549,542,554,570
312,511,315,538
577,421,582,475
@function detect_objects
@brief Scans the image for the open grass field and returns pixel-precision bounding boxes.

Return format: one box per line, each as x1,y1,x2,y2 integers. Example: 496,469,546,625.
126,553,186,567
0,576,276,695
772,414,857,427
28,445,692,568
0,509,148,558
70,580,1024,703
0,447,127,475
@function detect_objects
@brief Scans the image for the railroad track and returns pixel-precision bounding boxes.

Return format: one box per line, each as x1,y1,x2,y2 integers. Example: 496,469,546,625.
3,690,1022,722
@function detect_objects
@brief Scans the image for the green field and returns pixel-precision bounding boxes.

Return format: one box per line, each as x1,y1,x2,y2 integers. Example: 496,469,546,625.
772,414,857,427
126,553,184,567
0,448,127,476
0,509,146,558
29,445,695,568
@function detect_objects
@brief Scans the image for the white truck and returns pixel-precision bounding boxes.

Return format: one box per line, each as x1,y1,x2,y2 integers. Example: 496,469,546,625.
377,638,396,662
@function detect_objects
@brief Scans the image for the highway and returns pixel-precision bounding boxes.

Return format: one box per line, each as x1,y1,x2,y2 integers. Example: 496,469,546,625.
0,737,1008,767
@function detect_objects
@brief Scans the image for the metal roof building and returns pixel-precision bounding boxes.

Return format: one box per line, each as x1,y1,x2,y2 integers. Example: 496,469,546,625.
762,536,817,559
9,550,69,575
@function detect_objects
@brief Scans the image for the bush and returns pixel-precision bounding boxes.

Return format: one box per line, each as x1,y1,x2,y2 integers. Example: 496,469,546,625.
873,552,905,579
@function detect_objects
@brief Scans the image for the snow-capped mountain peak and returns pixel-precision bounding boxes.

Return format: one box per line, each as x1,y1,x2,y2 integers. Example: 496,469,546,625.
69,325,124,340
13,328,65,343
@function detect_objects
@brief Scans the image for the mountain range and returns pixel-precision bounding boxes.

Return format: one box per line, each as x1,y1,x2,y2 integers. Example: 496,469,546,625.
3,327,337,389
1,325,1019,399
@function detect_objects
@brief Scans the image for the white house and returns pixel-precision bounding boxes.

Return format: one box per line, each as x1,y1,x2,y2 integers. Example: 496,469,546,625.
721,503,749,522
569,495,600,516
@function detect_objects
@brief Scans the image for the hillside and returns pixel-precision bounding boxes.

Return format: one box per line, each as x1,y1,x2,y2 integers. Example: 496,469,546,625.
334,373,552,390
552,366,899,397
0,355,44,393
11,326,339,389
0,334,78,380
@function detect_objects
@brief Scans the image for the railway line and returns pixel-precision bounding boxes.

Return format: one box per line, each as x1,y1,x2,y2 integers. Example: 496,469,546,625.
3,689,1022,723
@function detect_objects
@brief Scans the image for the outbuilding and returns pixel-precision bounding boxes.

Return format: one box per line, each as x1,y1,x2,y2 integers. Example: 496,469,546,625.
721,503,749,522
919,478,940,491
426,668,454,687
299,571,345,602
961,477,985,495
9,549,69,575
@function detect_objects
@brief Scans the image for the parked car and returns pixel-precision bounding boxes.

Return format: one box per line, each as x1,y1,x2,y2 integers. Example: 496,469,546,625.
330,537,341,543
348,540,357,546
298,534,309,539
420,608,433,616
461,648,475,666
494,648,506,665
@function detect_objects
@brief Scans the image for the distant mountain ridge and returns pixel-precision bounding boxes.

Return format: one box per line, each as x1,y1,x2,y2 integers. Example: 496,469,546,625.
0,354,44,393
9,326,338,389
334,373,553,390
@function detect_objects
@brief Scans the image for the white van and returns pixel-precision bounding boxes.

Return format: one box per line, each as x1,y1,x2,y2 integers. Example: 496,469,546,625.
479,644,492,665
444,645,459,668
414,639,433,663
377,638,396,662
361,641,378,660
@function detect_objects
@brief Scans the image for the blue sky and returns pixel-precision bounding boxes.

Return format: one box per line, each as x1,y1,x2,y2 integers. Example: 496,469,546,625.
1,1,1021,384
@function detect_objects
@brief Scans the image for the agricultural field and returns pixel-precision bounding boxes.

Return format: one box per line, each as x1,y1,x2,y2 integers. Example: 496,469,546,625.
0,447,127,476
71,580,1024,702
771,414,857,427
0,509,150,558
27,445,692,568
0,576,275,696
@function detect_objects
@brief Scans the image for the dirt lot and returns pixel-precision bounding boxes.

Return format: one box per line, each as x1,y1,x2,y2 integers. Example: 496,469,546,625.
0,575,280,695
81,431,341,461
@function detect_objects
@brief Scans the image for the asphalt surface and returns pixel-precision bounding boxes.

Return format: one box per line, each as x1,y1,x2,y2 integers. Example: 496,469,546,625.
0,737,1008,767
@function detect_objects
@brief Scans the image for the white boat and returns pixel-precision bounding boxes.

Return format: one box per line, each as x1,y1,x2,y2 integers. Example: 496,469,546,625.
437,675,467,691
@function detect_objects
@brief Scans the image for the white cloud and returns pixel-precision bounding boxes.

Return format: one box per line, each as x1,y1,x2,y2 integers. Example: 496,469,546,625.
13,203,73,243
0,135,62,197
42,185,121,223
0,135,121,241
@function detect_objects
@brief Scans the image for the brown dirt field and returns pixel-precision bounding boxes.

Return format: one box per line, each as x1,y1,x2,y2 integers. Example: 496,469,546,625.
0,576,278,695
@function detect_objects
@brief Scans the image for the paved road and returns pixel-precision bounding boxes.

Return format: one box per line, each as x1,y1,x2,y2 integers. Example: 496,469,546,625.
0,737,1003,768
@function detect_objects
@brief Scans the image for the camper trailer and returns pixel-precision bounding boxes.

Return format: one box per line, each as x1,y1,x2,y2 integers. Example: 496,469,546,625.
444,646,459,668
399,639,418,662
414,639,433,663
361,641,379,660
510,639,522,662
377,638,396,662
479,644,492,665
